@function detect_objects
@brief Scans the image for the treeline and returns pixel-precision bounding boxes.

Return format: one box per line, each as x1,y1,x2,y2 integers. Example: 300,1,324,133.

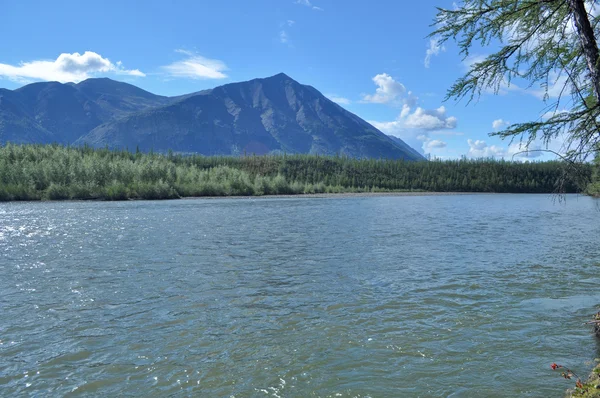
0,144,591,201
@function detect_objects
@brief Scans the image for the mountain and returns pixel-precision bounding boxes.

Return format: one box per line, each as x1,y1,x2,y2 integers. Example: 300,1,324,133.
0,74,425,160
0,79,173,145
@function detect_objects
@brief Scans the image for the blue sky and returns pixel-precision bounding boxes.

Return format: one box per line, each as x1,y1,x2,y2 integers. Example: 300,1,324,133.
0,0,566,159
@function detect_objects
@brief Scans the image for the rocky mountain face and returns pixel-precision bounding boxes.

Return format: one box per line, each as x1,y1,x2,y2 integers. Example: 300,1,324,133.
0,74,424,160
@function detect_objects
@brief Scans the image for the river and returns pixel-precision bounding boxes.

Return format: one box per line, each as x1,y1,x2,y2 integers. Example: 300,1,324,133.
1,194,599,397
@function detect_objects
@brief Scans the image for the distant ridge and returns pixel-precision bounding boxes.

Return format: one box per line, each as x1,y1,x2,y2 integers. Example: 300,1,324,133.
0,74,425,160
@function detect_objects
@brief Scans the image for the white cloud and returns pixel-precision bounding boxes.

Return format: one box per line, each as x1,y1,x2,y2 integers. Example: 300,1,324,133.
467,139,505,158
424,37,445,68
280,31,290,44
364,73,458,155
463,55,570,100
400,104,411,118
423,139,448,154
162,50,227,79
506,142,543,159
0,51,144,83
416,134,448,154
370,120,400,132
425,139,447,149
368,106,458,157
462,54,521,96
404,91,419,108
492,119,510,131
370,120,404,137
529,71,570,100
278,20,296,46
369,107,457,156
362,73,406,104
295,0,323,10
466,139,542,159
541,109,569,121
463,54,487,70
404,106,457,130
369,107,457,135
431,131,464,136
326,94,351,105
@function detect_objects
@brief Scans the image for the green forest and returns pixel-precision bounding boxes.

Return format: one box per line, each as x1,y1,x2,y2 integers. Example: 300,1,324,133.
0,144,594,201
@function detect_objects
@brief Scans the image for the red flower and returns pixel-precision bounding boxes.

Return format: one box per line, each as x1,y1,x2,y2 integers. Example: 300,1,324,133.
551,363,559,370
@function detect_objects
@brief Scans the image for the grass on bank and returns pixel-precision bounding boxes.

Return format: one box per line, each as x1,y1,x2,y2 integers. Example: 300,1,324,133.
0,143,592,201
569,364,600,398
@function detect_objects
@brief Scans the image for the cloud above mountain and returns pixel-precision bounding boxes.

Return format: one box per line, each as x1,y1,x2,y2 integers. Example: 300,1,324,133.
0,51,144,83
161,50,228,80
327,94,351,105
404,106,457,130
362,73,406,104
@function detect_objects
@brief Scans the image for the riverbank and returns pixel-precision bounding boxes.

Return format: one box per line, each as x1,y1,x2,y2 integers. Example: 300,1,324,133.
0,190,500,204
184,191,495,200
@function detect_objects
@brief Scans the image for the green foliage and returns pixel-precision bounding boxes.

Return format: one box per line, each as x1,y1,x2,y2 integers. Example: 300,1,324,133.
45,183,70,200
432,0,600,163
0,144,590,201
103,182,130,201
586,151,600,197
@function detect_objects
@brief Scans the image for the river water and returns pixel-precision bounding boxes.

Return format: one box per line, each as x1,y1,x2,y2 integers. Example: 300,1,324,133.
1,194,599,397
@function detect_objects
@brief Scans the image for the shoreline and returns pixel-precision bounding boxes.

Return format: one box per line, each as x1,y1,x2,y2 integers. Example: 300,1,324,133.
0,191,587,204
182,191,497,200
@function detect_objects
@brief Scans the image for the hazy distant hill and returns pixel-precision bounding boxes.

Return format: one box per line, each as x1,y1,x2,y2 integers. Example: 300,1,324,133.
0,74,424,160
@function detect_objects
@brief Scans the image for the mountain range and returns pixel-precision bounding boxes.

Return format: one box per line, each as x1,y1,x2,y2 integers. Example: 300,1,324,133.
0,73,424,160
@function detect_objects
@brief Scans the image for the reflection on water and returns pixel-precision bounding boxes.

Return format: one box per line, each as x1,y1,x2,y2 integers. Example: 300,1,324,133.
0,194,599,397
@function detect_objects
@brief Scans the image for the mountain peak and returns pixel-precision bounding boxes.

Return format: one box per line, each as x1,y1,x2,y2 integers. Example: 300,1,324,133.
82,77,114,81
264,72,294,82
77,77,118,85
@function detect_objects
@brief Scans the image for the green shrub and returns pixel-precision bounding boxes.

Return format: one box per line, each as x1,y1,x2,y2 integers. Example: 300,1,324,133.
69,183,98,200
104,182,130,201
272,174,290,194
132,181,178,200
45,183,70,200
